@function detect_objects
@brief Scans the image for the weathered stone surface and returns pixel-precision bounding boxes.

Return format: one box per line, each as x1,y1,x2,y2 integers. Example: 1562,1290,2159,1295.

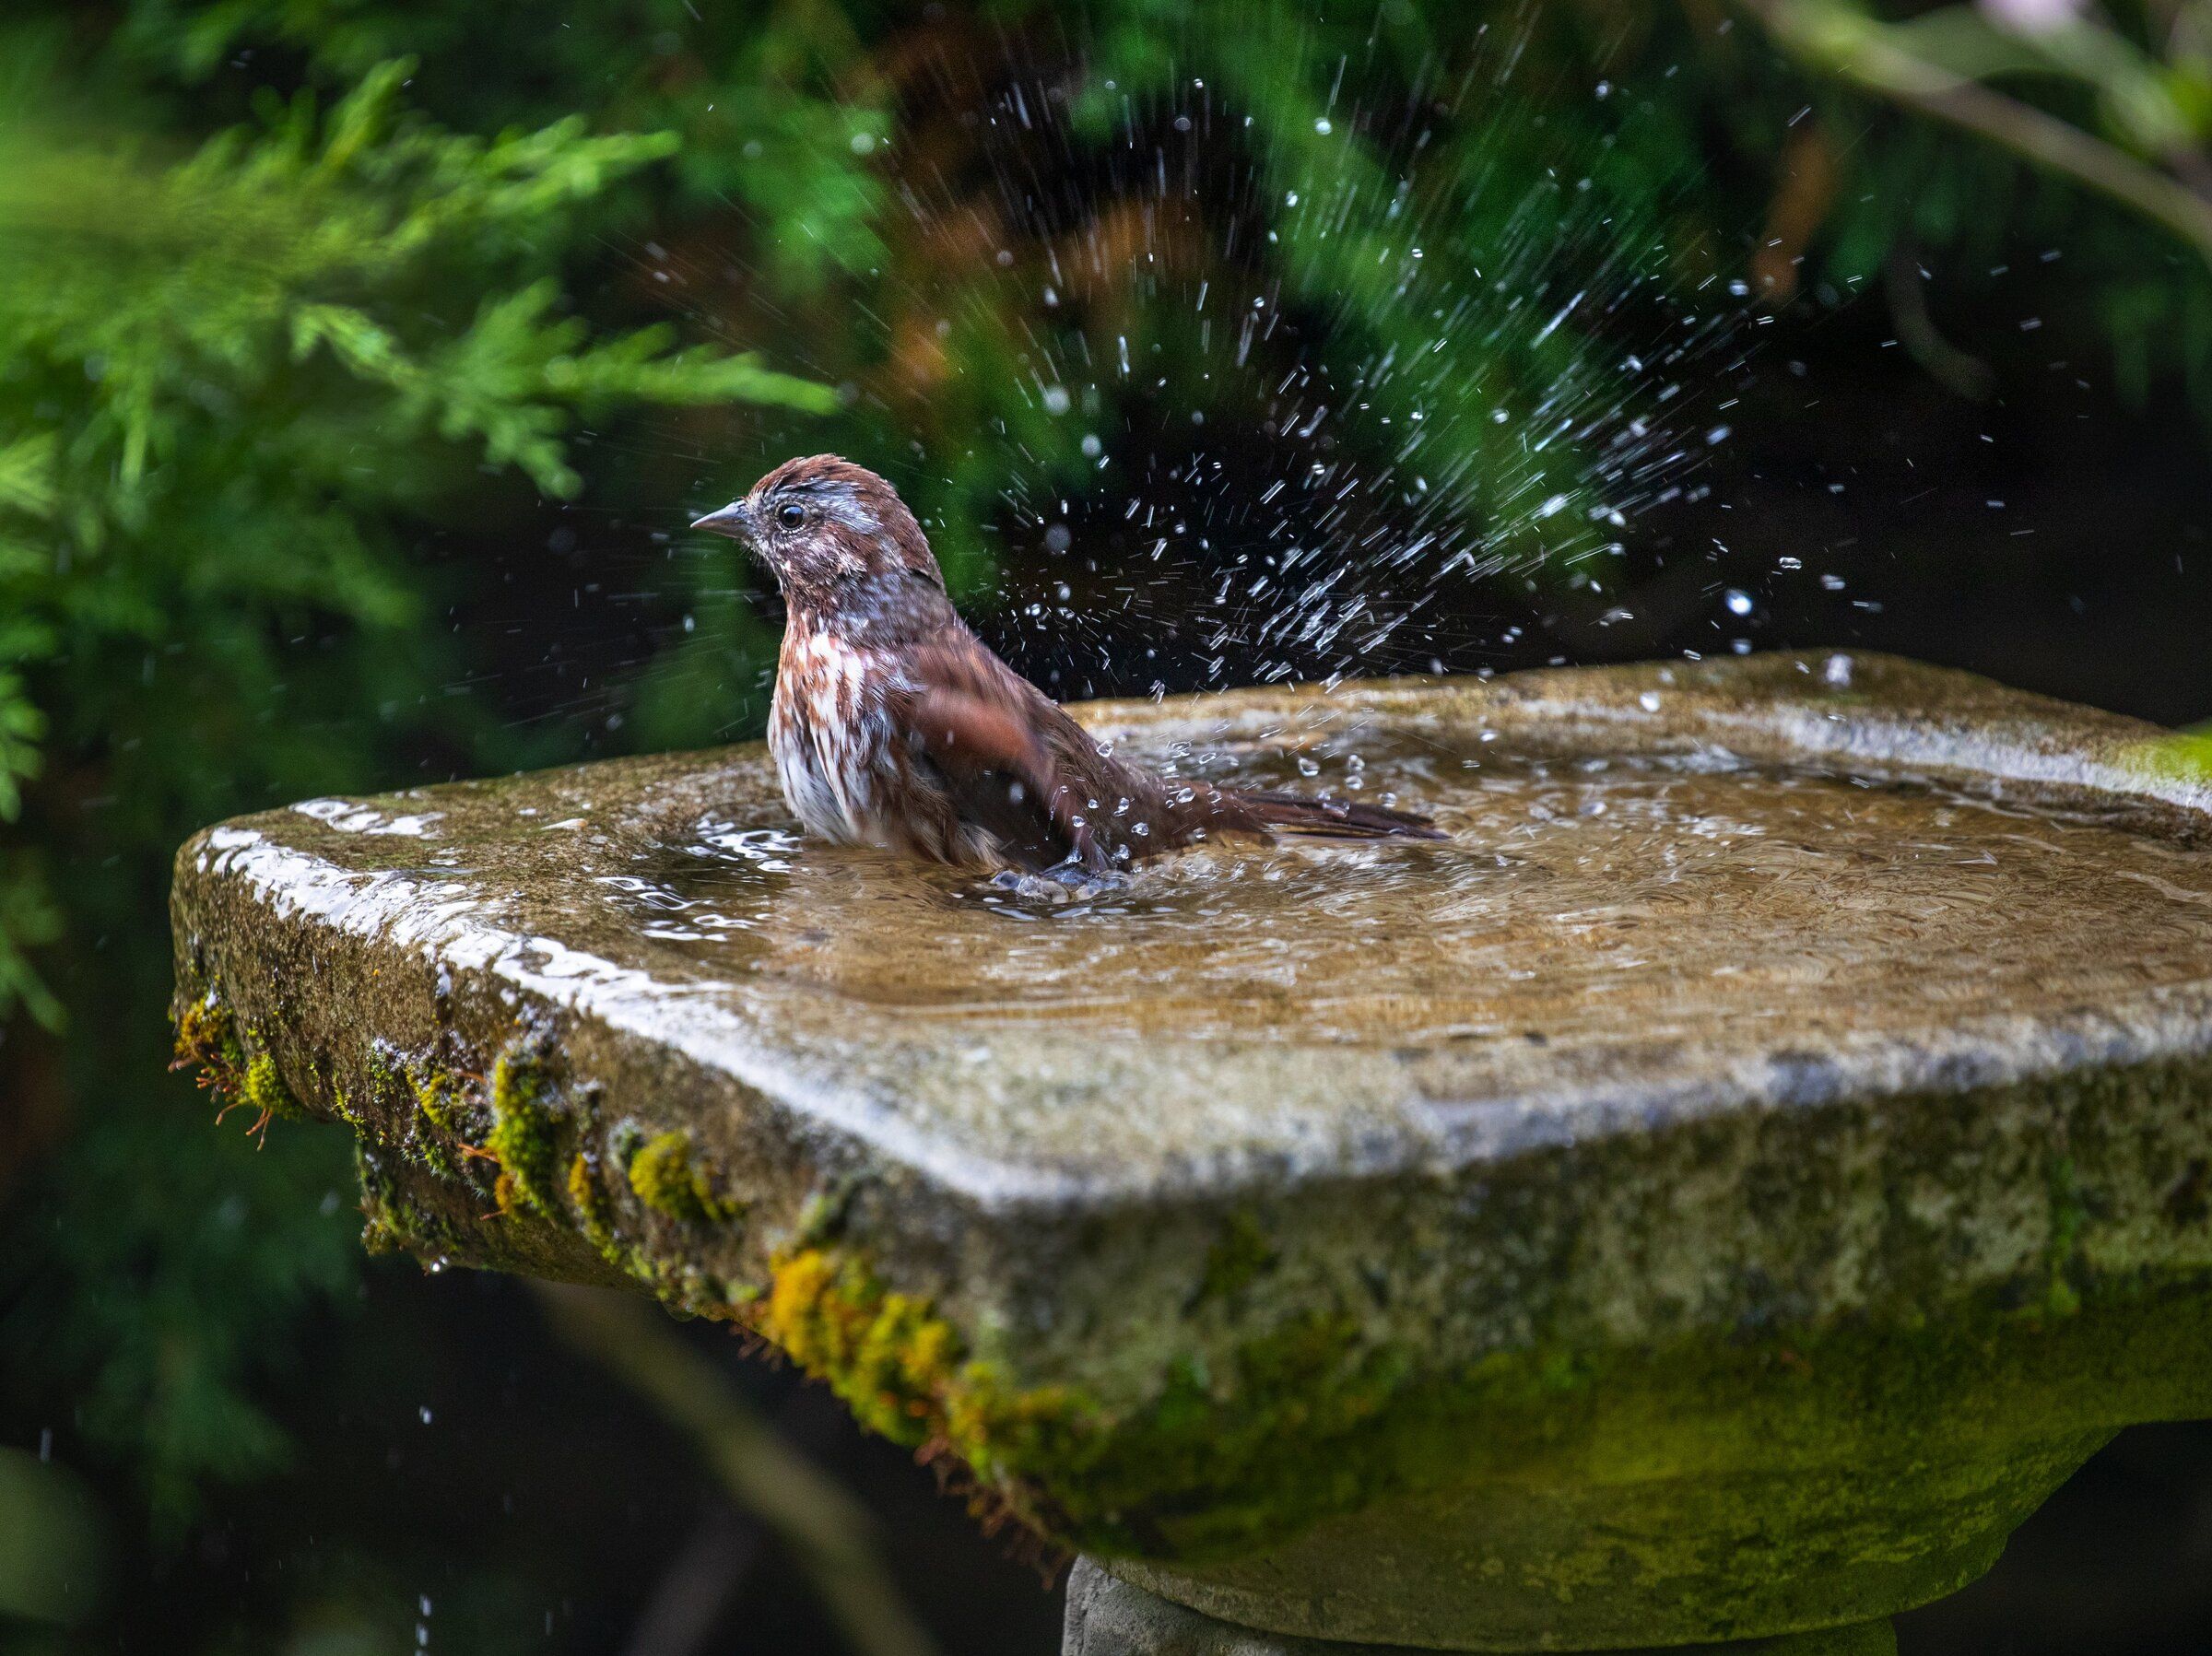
1061,1562,1898,1656
168,652,2212,1650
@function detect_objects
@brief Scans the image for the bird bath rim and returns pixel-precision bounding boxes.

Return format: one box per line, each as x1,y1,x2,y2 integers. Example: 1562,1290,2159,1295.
167,652,2212,1651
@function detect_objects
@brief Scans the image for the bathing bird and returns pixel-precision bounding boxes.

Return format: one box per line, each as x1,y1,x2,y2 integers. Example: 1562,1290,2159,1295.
692,455,1442,874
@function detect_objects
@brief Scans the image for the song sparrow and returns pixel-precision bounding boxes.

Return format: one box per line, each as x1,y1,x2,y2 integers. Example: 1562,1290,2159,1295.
692,455,1442,875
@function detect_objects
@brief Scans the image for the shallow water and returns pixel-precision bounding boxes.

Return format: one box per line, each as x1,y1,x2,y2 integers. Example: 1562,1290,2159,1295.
605,728,2212,1048
210,664,2212,1183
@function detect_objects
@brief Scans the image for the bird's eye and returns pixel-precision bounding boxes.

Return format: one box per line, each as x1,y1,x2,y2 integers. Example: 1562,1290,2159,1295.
776,503,806,529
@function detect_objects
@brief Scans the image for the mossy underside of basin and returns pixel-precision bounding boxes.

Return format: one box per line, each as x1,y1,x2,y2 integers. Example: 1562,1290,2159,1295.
171,972,2212,1644
168,654,2212,1650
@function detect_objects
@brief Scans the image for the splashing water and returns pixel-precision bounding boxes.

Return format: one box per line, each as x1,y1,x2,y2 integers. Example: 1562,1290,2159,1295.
665,12,1760,701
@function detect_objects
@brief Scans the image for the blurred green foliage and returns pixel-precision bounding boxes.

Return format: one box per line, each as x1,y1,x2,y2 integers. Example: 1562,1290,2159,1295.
0,0,845,1570
1749,0,2212,403
0,1,2208,1650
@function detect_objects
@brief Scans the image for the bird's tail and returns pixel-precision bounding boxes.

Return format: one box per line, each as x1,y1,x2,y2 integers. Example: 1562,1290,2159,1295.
1230,788,1446,842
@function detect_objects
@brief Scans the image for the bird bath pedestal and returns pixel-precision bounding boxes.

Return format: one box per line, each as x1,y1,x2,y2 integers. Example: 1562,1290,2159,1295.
169,654,2212,1653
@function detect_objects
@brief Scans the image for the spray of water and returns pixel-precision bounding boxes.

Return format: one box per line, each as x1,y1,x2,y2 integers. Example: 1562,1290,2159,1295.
647,8,1764,712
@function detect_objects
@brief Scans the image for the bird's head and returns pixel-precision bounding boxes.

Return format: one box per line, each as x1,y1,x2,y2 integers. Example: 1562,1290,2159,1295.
692,454,942,605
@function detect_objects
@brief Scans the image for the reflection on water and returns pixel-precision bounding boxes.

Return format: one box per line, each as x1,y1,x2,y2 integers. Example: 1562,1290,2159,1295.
593,730,2212,1046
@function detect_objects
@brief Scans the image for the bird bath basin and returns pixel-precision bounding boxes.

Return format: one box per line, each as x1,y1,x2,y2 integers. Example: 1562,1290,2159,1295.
169,653,2212,1653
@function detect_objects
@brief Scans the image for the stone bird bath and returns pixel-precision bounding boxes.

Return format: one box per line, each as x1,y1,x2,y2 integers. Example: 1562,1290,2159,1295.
169,653,2212,1654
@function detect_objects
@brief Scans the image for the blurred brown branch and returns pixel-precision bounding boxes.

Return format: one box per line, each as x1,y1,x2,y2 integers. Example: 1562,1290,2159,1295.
1886,241,2000,398
1738,0,2212,268
1754,123,1841,299
532,1283,939,1656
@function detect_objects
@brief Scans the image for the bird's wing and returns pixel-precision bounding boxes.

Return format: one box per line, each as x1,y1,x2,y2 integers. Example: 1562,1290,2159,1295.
887,634,1102,870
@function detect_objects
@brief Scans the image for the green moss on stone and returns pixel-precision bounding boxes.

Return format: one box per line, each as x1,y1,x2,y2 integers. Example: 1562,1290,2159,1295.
487,1042,560,1215
171,992,247,1098
569,1150,638,1274
746,1241,2212,1569
2124,730,2212,784
172,992,307,1133
1196,1209,1277,1303
626,1131,740,1226
757,1247,982,1443
359,1147,441,1255
394,1062,465,1179
240,1051,309,1124
2045,1156,2088,1318
414,1067,465,1137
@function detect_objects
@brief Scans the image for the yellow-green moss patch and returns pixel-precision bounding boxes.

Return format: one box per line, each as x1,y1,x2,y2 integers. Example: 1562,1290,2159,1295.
172,993,305,1130
240,1051,308,1124
2123,730,2212,785
486,1043,560,1215
743,1242,2212,1568
568,1152,611,1240
171,993,246,1097
570,1149,648,1276
414,1066,466,1136
626,1131,741,1226
757,1247,969,1441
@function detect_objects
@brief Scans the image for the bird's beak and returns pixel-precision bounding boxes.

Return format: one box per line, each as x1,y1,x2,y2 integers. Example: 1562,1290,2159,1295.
690,501,754,542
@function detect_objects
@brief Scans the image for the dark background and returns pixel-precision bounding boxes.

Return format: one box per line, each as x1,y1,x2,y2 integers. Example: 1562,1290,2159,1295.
4,3,2212,1651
